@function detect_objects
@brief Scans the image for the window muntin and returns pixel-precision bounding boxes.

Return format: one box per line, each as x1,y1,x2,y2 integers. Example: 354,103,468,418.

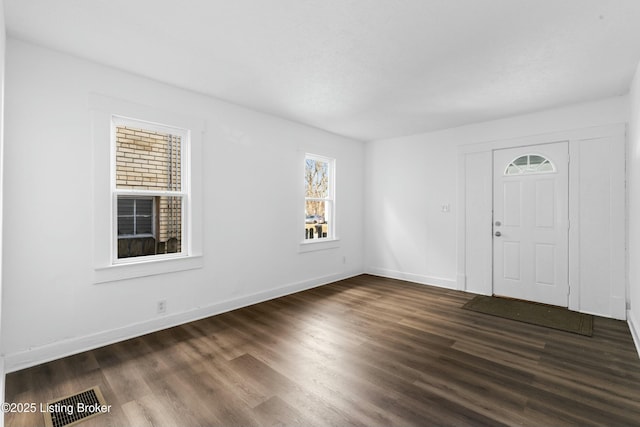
112,117,187,261
304,154,335,241
504,154,556,175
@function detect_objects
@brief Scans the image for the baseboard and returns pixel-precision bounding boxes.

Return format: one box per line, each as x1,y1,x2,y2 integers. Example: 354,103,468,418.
4,270,363,373
365,267,457,290
628,309,640,359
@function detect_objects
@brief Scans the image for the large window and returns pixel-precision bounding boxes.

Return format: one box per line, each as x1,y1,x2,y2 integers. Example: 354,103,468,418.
113,117,188,261
304,154,335,241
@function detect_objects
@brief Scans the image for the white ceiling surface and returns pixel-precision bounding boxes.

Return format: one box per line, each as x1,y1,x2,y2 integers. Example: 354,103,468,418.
5,0,640,141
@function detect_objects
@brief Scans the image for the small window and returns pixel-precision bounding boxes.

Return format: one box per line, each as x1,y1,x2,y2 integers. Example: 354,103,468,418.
113,117,187,261
304,154,335,241
504,154,556,175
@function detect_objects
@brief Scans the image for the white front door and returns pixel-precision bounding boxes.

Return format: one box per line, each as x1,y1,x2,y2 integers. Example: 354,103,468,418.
492,142,569,306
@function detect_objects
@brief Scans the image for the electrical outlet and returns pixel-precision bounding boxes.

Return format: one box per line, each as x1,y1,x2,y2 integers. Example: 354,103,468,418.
157,300,167,314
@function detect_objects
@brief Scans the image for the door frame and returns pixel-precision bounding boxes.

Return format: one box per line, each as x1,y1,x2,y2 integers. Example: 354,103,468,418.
456,123,626,319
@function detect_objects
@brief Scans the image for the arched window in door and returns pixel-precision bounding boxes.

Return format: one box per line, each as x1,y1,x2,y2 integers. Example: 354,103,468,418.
504,154,556,175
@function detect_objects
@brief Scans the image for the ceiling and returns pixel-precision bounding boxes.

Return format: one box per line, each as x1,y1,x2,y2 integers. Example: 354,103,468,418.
5,0,640,141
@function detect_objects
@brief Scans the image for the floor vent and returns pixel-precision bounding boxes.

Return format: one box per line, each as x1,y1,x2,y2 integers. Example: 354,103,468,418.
43,386,108,427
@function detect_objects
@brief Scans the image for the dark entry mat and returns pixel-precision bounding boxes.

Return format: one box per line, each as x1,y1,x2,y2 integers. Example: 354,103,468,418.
462,295,593,336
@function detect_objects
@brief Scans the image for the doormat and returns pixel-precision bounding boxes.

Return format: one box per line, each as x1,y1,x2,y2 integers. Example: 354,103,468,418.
462,295,593,336
43,386,109,427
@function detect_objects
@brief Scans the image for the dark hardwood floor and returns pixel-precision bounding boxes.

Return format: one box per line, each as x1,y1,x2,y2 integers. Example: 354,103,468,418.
5,275,640,426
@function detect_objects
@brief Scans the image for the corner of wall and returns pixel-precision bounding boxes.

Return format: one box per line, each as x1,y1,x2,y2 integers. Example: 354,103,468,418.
627,59,640,359
628,309,640,359
0,0,7,423
0,356,5,427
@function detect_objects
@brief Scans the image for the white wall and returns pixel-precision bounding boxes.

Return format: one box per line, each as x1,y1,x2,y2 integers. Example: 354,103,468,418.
1,39,365,371
0,0,6,414
365,96,628,292
627,61,640,353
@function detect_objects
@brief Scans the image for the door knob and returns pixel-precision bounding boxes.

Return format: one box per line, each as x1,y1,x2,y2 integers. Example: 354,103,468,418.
495,231,502,237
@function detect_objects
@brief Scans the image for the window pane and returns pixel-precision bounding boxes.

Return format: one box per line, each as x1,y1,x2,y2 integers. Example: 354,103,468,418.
136,214,153,235
118,198,134,216
538,161,554,172
118,216,134,235
505,164,520,175
136,199,153,216
157,196,182,254
528,155,545,166
115,126,181,191
513,156,528,166
117,195,183,258
305,158,329,198
305,200,329,239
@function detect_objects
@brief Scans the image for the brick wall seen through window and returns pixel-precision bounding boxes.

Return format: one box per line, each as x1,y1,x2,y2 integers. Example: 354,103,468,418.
115,124,184,259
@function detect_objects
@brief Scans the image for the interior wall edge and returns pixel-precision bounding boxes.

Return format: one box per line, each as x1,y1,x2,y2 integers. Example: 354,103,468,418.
628,309,640,359
0,356,5,418
3,269,364,373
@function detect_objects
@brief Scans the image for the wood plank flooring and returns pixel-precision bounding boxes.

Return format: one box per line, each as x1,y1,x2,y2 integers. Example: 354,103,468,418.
5,274,640,426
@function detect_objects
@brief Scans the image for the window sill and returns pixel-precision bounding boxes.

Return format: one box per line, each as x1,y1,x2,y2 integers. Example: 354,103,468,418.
94,255,203,284
299,238,341,253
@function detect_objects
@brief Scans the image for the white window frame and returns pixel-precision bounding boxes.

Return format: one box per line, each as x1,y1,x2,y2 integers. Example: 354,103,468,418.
302,153,337,247
111,115,188,264
91,95,203,283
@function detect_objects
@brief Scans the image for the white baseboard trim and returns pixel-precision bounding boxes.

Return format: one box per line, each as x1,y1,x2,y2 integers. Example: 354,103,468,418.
4,270,363,373
628,309,640,359
365,267,457,290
